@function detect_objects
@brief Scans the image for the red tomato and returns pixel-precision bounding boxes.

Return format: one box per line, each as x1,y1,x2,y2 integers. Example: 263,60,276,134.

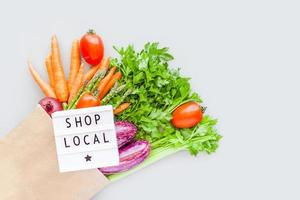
76,93,101,109
171,102,203,128
80,30,104,66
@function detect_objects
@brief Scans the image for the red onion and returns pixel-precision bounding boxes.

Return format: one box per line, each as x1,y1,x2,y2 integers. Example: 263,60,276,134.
39,97,63,117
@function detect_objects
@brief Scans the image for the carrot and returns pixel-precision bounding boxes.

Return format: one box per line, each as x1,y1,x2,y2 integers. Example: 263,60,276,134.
83,65,98,82
114,103,130,115
83,57,110,82
28,61,56,98
68,64,84,103
45,54,55,89
97,66,116,94
98,71,122,100
67,40,81,91
51,35,69,102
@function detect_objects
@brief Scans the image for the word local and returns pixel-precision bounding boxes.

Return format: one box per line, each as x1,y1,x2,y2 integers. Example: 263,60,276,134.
64,132,110,148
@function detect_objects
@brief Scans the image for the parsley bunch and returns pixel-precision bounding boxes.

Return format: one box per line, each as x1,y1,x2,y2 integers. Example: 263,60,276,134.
106,43,221,181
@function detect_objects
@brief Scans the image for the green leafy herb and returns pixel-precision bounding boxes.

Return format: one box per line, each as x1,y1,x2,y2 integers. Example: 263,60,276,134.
105,43,221,181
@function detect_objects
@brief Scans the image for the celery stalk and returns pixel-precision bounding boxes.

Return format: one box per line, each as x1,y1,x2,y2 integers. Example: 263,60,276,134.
108,146,183,182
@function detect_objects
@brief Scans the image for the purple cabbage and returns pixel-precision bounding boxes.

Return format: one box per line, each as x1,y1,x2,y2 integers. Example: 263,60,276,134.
99,140,150,174
115,121,137,148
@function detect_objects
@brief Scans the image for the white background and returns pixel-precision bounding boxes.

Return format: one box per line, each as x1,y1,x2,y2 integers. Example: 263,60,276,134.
0,0,299,199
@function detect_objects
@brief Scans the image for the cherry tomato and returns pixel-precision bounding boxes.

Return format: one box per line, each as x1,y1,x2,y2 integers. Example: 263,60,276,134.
80,29,104,66
76,93,100,109
171,102,203,128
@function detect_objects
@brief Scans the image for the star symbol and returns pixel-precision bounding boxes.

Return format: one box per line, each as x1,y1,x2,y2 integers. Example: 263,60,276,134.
84,154,92,162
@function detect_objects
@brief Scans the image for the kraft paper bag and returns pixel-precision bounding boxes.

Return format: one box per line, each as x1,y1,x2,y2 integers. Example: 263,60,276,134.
0,106,109,200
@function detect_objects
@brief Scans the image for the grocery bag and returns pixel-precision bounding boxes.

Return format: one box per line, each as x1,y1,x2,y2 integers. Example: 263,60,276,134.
0,106,109,200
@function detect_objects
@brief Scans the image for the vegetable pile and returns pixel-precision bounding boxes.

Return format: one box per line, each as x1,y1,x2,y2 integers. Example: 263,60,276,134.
29,30,221,182
104,43,221,180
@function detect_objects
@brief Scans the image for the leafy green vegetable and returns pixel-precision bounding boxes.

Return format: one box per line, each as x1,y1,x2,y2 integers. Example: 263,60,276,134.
104,42,221,181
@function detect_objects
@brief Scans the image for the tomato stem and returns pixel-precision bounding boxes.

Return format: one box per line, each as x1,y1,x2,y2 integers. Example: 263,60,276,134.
87,29,96,35
201,106,207,113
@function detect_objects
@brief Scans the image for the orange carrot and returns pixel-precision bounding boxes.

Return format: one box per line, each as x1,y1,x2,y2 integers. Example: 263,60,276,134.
83,65,98,82
45,54,55,89
67,40,81,91
51,35,69,102
28,61,56,98
98,71,122,100
68,64,84,103
83,57,110,82
114,103,130,115
97,66,116,94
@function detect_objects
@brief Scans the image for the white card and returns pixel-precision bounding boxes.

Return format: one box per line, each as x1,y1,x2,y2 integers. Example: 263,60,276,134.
51,105,119,172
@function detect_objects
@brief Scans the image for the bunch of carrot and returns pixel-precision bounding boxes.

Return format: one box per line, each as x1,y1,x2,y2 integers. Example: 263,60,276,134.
29,35,130,114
